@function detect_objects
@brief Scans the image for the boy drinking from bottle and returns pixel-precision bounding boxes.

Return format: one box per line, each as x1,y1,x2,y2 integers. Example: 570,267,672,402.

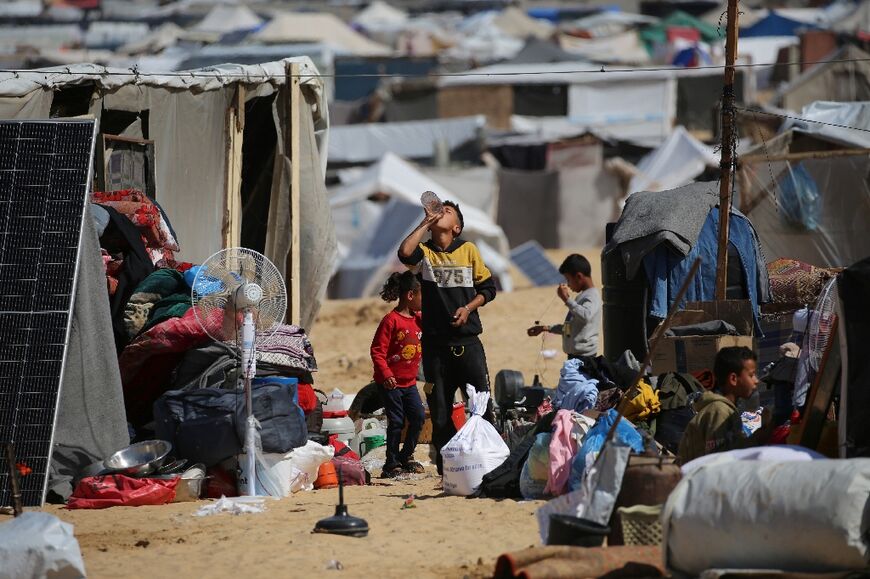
398,197,497,475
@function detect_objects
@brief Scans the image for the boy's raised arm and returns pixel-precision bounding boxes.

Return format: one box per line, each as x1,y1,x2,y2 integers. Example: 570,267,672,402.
398,210,439,262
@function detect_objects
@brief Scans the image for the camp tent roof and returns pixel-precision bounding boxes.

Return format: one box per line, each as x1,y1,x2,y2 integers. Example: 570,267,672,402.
119,22,186,55
833,0,870,33
508,36,579,64
629,125,717,194
190,4,264,35
252,11,392,56
741,10,818,38
564,11,659,37
353,0,408,30
776,45,870,110
780,101,870,149
492,6,554,40
328,116,485,165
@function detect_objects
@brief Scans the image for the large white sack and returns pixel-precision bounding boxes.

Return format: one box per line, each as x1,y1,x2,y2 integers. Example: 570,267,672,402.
663,458,870,575
240,441,334,496
441,386,509,496
0,512,86,579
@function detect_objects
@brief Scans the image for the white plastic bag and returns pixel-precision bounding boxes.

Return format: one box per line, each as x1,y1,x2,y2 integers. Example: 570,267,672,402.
240,441,334,496
0,512,87,579
441,386,509,496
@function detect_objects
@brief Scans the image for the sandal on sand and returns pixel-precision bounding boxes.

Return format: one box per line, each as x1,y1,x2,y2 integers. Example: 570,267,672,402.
381,466,403,479
402,461,425,474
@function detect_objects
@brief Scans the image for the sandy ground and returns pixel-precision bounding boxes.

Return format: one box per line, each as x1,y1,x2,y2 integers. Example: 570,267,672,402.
35,472,544,579
16,249,602,579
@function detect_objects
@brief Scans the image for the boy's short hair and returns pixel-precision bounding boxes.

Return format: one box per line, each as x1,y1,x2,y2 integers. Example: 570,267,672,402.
559,254,592,277
443,200,464,235
714,346,757,387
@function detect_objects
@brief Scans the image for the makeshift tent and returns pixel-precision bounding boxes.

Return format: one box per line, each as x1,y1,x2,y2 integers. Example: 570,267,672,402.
559,31,652,65
190,4,264,35
353,0,409,31
492,7,554,40
777,45,870,112
740,122,870,269
328,153,512,298
563,12,659,38
742,11,818,38
252,12,392,56
639,11,721,53
628,126,717,195
118,22,186,55
328,115,484,165
779,100,870,149
0,58,336,329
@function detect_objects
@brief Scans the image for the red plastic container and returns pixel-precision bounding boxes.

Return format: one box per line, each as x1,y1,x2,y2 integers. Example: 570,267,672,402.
451,402,466,430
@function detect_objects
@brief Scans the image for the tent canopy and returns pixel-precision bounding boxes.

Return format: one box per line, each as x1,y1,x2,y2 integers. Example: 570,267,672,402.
639,11,721,52
781,101,870,149
353,0,408,30
741,10,818,38
252,11,392,56
190,4,264,35
629,126,717,195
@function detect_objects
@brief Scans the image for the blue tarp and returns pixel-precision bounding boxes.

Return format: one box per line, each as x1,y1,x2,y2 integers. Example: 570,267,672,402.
742,11,818,37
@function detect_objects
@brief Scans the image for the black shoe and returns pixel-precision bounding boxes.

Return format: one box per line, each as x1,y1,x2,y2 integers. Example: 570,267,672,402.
381,466,403,479
402,461,425,474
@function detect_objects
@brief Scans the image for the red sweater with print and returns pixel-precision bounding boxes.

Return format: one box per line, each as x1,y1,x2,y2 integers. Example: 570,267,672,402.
370,310,422,388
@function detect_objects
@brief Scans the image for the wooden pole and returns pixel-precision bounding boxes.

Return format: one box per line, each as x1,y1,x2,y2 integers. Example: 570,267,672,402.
715,0,740,300
222,85,245,249
5,444,23,517
288,63,302,326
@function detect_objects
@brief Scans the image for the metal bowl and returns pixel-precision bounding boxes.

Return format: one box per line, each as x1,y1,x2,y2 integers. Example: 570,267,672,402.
103,440,172,477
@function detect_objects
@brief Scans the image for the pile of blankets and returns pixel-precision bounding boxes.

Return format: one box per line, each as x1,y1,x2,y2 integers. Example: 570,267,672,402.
92,189,181,267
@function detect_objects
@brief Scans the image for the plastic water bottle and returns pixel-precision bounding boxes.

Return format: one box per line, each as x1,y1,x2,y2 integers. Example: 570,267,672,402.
421,190,444,215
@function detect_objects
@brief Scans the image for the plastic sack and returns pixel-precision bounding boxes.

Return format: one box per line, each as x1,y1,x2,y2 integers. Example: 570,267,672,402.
67,475,179,509
520,433,552,500
0,512,87,579
568,409,644,492
664,458,870,575
441,386,510,496
240,441,334,496
777,162,821,231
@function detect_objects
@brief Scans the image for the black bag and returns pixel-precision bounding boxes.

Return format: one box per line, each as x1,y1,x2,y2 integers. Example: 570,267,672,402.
472,412,556,499
653,372,705,454
154,380,307,467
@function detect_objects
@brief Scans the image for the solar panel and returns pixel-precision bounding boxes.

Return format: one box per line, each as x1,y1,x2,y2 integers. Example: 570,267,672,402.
510,240,563,287
0,120,97,507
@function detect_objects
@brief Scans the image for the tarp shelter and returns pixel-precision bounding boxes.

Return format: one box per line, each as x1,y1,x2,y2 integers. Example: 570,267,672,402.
252,12,392,57
833,0,870,34
190,4,264,36
739,114,870,269
628,126,717,195
0,58,336,329
559,31,652,65
639,11,721,53
776,45,870,112
353,0,409,31
328,115,484,165
563,12,659,38
741,11,818,38
328,152,512,298
508,37,580,64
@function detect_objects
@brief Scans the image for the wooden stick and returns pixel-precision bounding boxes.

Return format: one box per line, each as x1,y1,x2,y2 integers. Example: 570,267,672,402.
715,0,740,300
5,444,23,517
603,258,702,445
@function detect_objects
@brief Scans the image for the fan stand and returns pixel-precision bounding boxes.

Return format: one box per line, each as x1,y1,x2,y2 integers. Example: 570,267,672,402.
240,309,258,497
313,467,369,537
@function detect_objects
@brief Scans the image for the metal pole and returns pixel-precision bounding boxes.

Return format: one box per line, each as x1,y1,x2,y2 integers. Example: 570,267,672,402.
5,444,23,517
715,0,740,300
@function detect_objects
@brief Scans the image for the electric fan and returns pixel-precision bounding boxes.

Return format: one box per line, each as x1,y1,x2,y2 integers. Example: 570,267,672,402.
191,248,287,496
793,276,838,409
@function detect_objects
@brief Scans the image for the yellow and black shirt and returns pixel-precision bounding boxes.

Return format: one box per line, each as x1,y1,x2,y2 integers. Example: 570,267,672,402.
399,238,497,345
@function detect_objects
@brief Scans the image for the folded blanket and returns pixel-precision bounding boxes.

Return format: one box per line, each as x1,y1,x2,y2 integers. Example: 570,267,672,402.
124,269,189,339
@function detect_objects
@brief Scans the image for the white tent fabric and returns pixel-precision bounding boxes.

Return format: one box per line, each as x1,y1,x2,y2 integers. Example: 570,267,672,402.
738,35,798,65
119,22,186,55
563,12,659,38
329,153,511,298
328,116,484,164
629,126,717,194
353,1,408,30
190,4,264,34
252,12,392,56
781,101,870,149
559,31,651,64
422,165,498,218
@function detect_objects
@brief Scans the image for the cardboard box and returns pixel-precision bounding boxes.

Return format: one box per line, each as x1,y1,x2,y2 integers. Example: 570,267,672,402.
651,335,754,375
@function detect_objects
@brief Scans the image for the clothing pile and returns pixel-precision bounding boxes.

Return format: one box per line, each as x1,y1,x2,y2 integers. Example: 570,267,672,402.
89,193,324,497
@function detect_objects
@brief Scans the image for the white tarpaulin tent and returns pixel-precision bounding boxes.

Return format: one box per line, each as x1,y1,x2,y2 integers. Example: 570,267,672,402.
353,1,409,31
190,4,264,35
329,153,512,298
0,58,336,328
328,115,484,164
781,100,870,149
629,126,717,194
252,12,392,56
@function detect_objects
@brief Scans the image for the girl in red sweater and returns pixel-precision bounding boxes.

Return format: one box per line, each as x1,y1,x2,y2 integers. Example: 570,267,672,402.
370,271,426,478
